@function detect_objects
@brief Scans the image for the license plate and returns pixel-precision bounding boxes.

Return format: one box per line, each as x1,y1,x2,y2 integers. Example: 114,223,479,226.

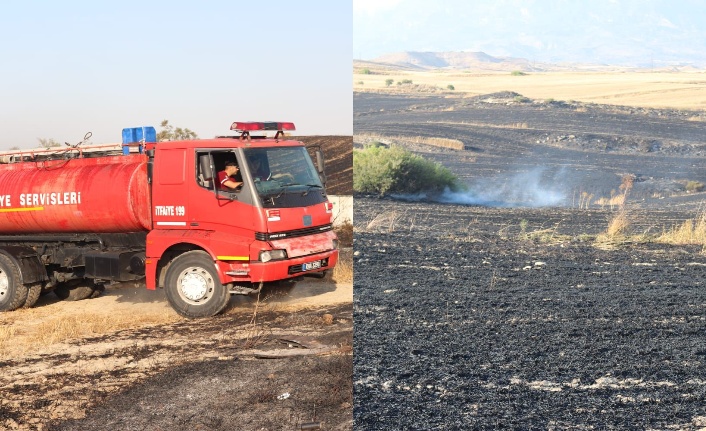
303,260,322,271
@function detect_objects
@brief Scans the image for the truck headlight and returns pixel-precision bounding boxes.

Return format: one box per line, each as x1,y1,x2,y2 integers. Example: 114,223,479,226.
259,249,287,262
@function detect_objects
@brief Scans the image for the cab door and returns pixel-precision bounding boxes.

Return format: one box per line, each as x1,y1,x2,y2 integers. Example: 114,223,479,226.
151,148,189,229
189,150,259,252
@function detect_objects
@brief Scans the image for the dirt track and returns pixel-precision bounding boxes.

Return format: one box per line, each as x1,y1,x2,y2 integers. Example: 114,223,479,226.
353,92,706,429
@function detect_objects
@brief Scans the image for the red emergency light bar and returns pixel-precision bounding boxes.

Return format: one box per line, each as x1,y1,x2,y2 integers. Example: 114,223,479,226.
230,122,296,132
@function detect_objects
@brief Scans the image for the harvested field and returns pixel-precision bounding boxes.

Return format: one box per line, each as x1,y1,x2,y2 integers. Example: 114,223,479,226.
353,90,706,428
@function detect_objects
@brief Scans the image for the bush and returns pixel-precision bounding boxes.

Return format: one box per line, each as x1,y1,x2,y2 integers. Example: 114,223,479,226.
353,146,460,195
447,84,455,90
511,71,527,76
686,181,705,192
361,68,371,74
385,78,394,87
513,95,531,103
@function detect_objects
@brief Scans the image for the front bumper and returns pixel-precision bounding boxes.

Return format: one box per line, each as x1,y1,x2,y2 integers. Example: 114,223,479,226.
219,248,338,283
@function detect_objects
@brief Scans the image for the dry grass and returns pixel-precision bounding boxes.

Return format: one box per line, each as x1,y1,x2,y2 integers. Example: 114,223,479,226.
657,212,706,246
332,257,353,283
359,210,403,233
594,194,626,210
0,306,178,359
334,221,353,248
356,133,465,151
353,69,706,110
605,210,631,238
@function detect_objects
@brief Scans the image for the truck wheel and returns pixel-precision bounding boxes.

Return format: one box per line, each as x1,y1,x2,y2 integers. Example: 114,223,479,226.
55,280,96,301
0,254,29,312
165,251,230,318
23,283,42,308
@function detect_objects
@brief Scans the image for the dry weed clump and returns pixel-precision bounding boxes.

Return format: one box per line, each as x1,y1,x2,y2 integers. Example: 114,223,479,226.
361,210,403,233
355,133,465,151
332,257,353,283
657,212,706,246
606,210,631,237
595,176,634,244
594,194,625,210
334,221,353,248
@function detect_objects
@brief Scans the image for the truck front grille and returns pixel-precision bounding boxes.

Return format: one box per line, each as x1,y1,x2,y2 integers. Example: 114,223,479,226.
256,224,333,241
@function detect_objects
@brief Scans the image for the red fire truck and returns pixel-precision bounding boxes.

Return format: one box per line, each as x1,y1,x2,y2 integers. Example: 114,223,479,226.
0,122,338,317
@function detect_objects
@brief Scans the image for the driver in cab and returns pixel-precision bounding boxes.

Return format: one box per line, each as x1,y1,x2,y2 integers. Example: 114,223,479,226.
218,161,243,190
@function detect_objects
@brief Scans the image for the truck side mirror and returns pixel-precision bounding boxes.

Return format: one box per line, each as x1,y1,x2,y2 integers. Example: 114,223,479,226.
315,149,327,186
199,154,214,189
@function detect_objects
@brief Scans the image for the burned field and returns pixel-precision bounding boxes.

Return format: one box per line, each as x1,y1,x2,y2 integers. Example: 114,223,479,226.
353,92,706,429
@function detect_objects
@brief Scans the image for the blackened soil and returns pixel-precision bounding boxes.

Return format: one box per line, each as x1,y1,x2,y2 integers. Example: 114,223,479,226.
50,353,352,431
354,92,706,204
354,197,706,430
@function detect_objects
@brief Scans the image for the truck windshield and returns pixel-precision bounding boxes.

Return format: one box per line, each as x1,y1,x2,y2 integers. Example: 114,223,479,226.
243,147,325,207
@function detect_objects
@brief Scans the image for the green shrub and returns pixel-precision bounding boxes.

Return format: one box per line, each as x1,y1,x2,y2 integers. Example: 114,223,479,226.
353,146,460,195
397,79,413,85
361,68,371,74
447,84,455,90
686,181,705,192
511,71,527,76
513,95,530,103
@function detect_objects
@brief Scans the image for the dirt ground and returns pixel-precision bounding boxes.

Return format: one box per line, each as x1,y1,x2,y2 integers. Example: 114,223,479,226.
353,92,706,429
1,277,352,431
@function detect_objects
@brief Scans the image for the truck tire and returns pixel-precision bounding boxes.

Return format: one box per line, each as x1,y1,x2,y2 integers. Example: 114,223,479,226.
165,251,230,318
22,283,42,308
54,280,97,301
0,254,29,312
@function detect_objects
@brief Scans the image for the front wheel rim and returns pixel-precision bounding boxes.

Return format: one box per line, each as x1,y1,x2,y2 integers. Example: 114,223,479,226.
177,266,214,305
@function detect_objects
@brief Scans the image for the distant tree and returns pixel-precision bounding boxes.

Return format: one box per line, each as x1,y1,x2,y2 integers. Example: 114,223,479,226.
361,68,371,74
157,120,198,141
385,78,394,87
447,84,455,90
511,71,527,76
38,138,61,148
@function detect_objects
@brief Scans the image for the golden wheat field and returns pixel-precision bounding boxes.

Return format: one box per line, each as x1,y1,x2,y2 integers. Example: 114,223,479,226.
353,69,706,110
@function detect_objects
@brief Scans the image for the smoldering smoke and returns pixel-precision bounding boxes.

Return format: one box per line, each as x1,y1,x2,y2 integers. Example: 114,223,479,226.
394,167,569,208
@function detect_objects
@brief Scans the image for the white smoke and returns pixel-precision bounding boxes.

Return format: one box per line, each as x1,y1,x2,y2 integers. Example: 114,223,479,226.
392,167,569,208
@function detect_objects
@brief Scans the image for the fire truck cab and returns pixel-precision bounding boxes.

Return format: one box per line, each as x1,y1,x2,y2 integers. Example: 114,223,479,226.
146,122,339,316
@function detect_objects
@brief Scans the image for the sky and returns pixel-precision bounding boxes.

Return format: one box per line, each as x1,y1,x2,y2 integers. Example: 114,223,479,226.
353,0,706,67
0,1,352,149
